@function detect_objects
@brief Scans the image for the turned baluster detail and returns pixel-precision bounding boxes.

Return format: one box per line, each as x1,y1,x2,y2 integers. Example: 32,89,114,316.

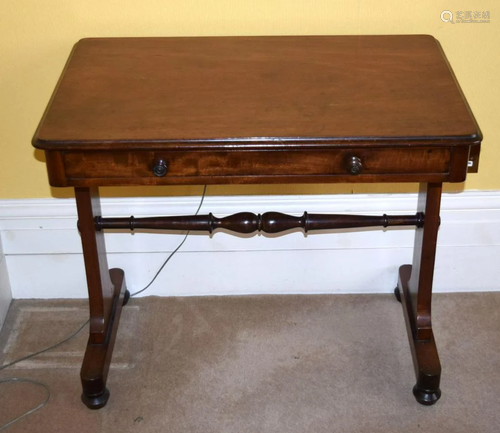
93,212,424,234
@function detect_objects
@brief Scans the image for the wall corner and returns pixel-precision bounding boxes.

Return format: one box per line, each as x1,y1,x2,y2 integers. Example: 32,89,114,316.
0,236,12,331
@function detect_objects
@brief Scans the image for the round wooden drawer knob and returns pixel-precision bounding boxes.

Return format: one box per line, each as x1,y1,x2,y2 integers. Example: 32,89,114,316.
153,158,168,177
348,156,363,175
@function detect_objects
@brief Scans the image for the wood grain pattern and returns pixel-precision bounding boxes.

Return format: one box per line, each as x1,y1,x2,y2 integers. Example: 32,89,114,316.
62,147,451,181
33,35,481,150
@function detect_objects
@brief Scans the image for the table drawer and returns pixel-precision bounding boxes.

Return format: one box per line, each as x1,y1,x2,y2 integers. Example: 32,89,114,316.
64,148,450,179
63,147,451,181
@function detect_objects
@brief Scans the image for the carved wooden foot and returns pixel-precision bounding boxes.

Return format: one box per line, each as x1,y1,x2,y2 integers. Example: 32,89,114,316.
398,265,441,406
81,268,127,409
81,387,110,410
123,289,131,306
394,287,402,303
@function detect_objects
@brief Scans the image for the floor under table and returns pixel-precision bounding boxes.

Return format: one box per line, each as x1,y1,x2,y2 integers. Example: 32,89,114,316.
1,292,500,433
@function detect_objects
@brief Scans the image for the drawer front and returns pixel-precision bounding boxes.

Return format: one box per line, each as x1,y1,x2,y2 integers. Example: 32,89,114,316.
63,147,451,181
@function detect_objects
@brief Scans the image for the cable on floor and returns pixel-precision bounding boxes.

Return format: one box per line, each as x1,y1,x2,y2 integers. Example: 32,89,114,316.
131,184,207,297
0,186,207,431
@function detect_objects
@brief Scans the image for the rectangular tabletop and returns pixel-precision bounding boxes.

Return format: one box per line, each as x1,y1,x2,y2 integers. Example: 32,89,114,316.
32,35,481,186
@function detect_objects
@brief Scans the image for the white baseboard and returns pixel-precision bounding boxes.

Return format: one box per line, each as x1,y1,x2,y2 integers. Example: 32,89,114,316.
0,237,12,329
1,191,499,299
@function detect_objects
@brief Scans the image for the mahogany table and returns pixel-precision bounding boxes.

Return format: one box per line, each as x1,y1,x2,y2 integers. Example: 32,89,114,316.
32,35,481,409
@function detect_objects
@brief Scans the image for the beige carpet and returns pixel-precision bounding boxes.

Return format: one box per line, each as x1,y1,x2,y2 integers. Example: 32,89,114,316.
1,293,500,432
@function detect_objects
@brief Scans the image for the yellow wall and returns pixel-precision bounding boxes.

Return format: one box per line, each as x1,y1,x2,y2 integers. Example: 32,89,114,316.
0,1,498,199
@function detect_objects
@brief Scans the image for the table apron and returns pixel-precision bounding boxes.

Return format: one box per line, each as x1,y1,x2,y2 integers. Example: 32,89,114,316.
45,146,471,187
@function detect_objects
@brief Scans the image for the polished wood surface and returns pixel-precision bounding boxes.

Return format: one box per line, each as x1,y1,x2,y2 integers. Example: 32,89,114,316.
95,212,424,233
53,146,462,187
74,187,114,343
80,268,128,409
75,187,130,408
408,183,443,341
397,265,441,405
394,182,443,404
34,36,480,188
31,35,482,409
33,35,480,148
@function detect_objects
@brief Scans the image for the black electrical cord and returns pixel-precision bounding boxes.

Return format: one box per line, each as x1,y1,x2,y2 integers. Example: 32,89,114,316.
0,186,207,431
130,185,207,297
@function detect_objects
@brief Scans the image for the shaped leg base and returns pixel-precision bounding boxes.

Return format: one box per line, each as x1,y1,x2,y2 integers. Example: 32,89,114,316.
81,268,127,409
413,385,441,406
394,287,402,303
123,289,131,306
398,265,441,406
81,387,110,410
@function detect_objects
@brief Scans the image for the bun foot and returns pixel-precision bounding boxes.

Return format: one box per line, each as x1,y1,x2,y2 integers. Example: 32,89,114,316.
394,287,402,303
412,385,441,406
81,387,110,409
123,289,131,306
